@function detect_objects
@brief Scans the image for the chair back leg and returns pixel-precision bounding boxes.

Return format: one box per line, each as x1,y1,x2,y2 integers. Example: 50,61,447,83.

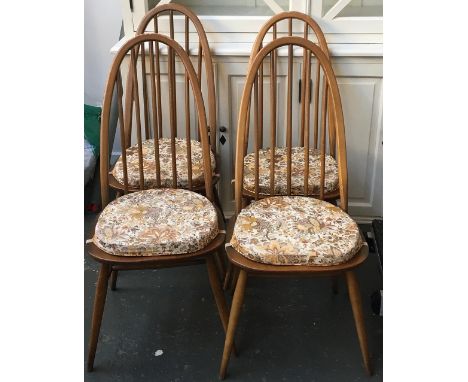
87,263,111,371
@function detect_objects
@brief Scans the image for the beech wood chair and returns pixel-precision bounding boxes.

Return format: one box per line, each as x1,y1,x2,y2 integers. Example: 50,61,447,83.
86,34,231,372
110,4,228,288
219,37,372,379
223,12,338,291
114,3,224,214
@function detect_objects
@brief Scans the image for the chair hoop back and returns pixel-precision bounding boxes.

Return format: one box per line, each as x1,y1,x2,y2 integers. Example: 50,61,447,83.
250,11,329,60
245,12,334,155
100,34,213,208
121,3,217,152
235,36,348,214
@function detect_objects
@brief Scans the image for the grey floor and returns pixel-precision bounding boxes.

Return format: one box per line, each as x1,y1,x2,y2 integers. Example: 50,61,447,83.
85,213,382,382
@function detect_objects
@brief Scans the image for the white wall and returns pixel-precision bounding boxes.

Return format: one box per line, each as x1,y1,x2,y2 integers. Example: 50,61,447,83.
84,0,123,106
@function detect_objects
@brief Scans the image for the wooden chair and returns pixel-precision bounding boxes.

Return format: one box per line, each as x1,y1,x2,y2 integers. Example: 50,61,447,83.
111,4,228,288
242,12,337,202
114,3,223,214
219,37,372,378
86,34,231,372
223,12,337,290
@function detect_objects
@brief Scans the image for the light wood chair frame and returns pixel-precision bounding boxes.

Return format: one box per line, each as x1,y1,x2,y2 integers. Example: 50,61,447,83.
219,37,372,379
111,3,223,209
86,34,230,372
109,5,228,288
133,3,217,153
241,11,338,203
224,12,341,290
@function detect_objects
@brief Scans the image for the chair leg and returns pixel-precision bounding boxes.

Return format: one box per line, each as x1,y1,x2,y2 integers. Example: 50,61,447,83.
87,263,111,372
214,250,226,282
230,266,240,291
110,270,118,291
206,256,231,334
219,269,248,380
223,263,232,291
206,256,238,357
346,270,373,376
332,276,339,295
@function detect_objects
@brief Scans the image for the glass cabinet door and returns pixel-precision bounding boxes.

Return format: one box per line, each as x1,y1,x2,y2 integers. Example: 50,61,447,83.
322,0,382,17
153,0,291,16
129,0,303,36
125,0,382,42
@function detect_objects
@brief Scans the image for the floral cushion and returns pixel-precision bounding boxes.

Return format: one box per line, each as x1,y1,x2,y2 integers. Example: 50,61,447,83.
243,147,338,196
93,189,219,256
112,138,216,189
230,196,362,266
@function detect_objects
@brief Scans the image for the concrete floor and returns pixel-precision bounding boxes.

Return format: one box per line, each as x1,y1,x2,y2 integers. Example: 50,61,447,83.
84,213,382,381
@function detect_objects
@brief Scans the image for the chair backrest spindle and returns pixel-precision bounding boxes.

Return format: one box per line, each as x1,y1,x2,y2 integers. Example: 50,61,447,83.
286,19,293,196
319,82,328,199
148,40,162,187
254,73,260,200
140,43,150,140
300,23,309,146
130,48,145,190
153,18,163,139
184,15,193,189
269,24,277,196
168,10,178,188
313,64,321,149
303,51,311,195
116,71,129,193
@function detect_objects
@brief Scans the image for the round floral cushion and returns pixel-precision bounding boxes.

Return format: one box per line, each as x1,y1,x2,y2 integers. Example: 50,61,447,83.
112,138,216,189
243,147,338,196
230,196,362,266
93,189,219,256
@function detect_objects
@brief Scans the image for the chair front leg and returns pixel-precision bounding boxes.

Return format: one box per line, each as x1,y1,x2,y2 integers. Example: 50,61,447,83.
87,263,111,372
206,256,230,333
206,256,238,357
219,269,248,379
346,270,373,376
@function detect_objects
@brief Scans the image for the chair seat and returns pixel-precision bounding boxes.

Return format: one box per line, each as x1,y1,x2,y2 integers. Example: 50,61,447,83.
93,189,219,256
230,196,362,266
111,138,216,189
243,147,338,196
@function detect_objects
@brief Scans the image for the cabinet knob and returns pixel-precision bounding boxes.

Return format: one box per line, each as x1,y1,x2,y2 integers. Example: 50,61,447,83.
219,126,227,133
